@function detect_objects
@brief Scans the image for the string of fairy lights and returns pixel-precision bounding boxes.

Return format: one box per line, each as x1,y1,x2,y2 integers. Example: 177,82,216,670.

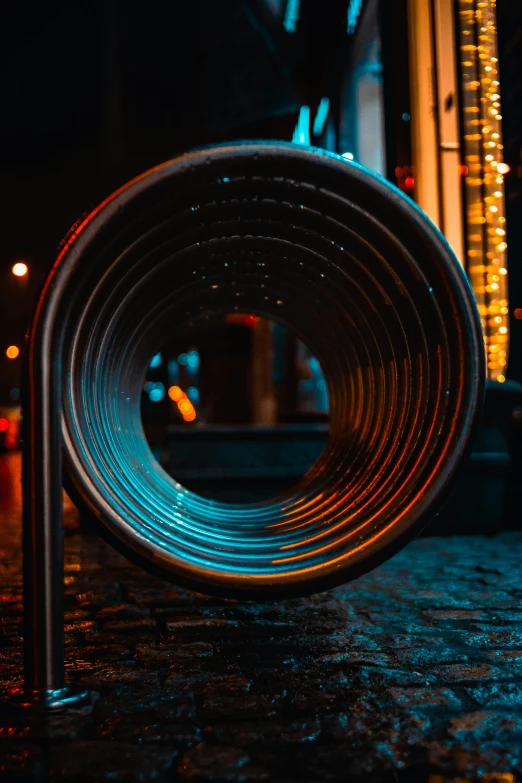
458,0,509,383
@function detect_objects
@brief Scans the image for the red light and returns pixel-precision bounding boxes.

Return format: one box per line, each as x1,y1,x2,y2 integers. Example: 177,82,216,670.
404,176,414,190
514,308,522,320
460,165,468,176
0,418,8,432
225,313,258,327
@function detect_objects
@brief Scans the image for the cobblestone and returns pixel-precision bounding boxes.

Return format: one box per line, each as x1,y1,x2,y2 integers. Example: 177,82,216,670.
1,468,522,780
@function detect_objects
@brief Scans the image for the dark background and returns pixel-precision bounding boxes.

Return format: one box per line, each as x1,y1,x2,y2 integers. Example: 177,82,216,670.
1,0,521,407
0,0,344,405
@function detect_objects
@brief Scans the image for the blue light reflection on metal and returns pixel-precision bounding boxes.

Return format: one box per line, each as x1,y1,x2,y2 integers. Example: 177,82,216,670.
20,140,486,714
49,142,484,597
149,352,162,368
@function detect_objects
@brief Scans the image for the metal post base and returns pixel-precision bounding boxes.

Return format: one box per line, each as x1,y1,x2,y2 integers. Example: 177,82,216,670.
3,685,91,714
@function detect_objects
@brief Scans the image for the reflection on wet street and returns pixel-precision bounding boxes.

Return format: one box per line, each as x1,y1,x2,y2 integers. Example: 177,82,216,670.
0,452,22,537
0,452,79,548
1,451,522,782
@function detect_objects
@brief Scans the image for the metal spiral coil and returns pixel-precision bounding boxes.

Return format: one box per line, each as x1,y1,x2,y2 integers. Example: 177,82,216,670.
44,142,484,599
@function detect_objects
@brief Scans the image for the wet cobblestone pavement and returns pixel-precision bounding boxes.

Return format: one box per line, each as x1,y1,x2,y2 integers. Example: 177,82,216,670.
1,458,522,781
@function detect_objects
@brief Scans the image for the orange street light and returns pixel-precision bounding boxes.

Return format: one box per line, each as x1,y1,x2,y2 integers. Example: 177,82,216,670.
6,345,20,359
12,262,28,277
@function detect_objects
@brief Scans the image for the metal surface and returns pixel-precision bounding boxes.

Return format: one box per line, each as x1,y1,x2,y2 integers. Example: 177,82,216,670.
21,142,484,706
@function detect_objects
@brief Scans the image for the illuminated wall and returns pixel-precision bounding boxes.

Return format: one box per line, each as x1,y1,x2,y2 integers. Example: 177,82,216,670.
340,0,386,176
457,0,509,382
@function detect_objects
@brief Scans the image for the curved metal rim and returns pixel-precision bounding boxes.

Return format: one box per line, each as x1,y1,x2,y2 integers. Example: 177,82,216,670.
59,142,484,599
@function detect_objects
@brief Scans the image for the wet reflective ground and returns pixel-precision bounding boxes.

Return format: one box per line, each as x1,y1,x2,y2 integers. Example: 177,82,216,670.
1,452,522,781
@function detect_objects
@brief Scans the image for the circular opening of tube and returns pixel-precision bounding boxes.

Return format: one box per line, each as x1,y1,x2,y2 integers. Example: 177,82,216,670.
140,314,330,503
60,143,483,597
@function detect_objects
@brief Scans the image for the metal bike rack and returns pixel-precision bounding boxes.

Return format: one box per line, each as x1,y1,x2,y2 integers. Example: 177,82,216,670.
16,142,484,710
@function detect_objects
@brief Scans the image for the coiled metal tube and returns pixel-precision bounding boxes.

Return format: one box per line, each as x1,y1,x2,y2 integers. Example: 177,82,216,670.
51,142,484,598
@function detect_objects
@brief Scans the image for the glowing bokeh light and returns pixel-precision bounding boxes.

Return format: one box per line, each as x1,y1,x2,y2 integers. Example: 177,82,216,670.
6,345,20,359
187,350,199,369
187,386,199,403
12,262,28,277
179,399,193,415
148,382,165,402
312,97,330,137
284,0,300,33
292,105,310,146
458,0,509,382
168,385,183,402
